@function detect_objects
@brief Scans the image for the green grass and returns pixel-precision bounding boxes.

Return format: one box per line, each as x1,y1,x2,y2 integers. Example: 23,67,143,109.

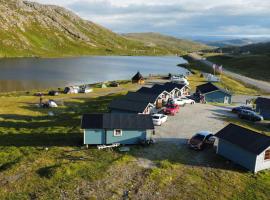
206,54,270,82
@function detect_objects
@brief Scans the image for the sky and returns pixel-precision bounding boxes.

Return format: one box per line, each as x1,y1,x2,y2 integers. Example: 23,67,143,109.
33,0,270,40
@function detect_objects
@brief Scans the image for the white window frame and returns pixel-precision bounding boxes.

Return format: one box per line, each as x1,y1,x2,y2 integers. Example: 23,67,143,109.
113,129,122,137
264,149,270,161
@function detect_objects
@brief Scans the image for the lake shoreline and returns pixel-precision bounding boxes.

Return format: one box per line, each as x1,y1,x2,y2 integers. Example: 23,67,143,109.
0,56,188,93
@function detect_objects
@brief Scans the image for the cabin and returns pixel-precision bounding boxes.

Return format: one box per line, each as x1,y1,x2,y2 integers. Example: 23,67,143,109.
215,124,270,173
255,97,270,120
81,113,155,145
196,82,232,104
109,98,155,114
159,82,190,98
137,86,171,106
132,71,145,84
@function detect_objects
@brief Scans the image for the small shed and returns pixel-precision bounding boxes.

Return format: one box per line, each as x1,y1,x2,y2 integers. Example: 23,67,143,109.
109,99,155,114
81,113,155,145
255,97,270,120
215,124,270,173
196,82,232,104
132,71,145,84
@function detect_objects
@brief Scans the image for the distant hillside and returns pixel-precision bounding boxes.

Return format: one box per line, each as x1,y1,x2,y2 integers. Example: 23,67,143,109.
222,42,270,54
206,42,270,82
123,32,210,54
205,39,255,48
0,0,176,57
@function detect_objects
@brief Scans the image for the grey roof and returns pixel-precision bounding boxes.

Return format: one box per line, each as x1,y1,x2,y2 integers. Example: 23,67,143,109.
162,82,186,92
81,113,154,130
109,99,151,113
137,82,186,95
124,92,159,103
215,123,270,154
255,97,270,109
196,82,231,95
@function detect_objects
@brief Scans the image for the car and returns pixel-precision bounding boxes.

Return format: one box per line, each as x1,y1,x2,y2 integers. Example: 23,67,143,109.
171,76,190,85
238,110,264,122
164,104,179,115
110,81,120,87
168,98,185,106
48,90,59,96
188,131,215,150
179,97,195,105
152,114,168,126
232,106,253,113
79,86,93,94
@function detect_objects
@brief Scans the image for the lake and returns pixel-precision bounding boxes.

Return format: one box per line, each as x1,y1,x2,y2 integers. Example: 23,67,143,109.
0,56,188,92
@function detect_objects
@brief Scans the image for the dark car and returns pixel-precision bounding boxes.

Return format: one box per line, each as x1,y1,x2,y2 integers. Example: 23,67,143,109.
238,110,264,122
188,131,215,150
232,106,253,113
48,90,59,96
110,81,120,87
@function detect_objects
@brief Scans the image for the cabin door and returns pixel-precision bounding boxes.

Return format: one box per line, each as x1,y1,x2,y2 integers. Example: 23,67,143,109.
224,96,229,104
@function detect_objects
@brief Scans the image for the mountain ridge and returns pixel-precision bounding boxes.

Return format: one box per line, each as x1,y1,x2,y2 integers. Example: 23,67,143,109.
123,32,210,54
0,0,209,57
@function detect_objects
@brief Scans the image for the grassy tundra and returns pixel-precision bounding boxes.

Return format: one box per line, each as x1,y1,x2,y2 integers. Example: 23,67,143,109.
0,79,269,199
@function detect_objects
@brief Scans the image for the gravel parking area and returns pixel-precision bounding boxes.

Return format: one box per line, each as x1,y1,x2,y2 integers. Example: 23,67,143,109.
154,103,235,143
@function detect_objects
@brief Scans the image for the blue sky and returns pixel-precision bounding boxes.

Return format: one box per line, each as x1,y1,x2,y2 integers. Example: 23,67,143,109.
33,0,270,39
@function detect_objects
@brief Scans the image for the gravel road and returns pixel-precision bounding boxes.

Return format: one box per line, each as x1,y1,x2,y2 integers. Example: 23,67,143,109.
189,53,270,93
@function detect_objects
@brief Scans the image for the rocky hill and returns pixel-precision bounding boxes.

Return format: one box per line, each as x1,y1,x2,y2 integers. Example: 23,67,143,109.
0,0,209,57
123,32,210,54
0,0,163,57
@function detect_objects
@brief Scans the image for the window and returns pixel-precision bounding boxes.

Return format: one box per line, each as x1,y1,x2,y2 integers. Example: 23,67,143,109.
264,149,270,161
114,129,122,137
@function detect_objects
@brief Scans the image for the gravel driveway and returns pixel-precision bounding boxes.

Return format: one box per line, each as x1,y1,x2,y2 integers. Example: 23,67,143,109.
154,103,235,143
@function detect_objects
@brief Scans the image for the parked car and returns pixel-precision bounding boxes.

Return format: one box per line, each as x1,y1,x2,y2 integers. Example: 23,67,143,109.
152,114,168,126
168,98,185,106
180,97,195,105
238,110,264,122
188,131,215,150
232,106,253,113
48,90,59,96
164,104,179,115
171,76,189,85
79,86,93,93
110,81,120,87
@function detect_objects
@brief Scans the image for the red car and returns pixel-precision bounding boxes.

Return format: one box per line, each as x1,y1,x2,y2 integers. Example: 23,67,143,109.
164,104,180,115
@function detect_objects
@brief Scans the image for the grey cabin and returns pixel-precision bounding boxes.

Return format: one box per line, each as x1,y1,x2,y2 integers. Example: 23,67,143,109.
81,113,155,145
215,124,270,173
196,82,232,104
109,98,155,114
255,97,270,120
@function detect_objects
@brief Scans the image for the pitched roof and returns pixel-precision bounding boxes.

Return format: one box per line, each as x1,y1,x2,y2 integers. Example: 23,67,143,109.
255,97,270,109
81,113,154,129
196,82,231,95
162,82,186,92
132,71,144,81
124,92,159,103
108,99,151,113
215,123,270,154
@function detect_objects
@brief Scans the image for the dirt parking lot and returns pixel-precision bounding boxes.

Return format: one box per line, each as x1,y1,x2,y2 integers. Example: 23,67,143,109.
154,103,235,143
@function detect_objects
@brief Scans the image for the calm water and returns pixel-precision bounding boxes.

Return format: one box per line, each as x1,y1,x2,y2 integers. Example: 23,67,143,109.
0,56,188,92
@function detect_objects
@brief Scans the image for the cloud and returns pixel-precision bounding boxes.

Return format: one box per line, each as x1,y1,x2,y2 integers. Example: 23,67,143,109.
32,0,270,38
